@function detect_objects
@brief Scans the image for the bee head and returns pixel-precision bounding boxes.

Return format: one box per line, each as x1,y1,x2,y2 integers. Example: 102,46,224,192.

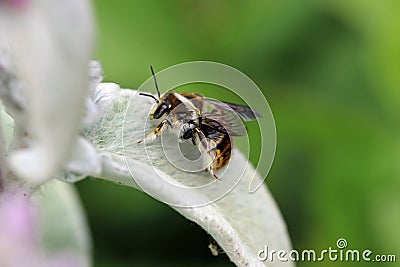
151,94,172,119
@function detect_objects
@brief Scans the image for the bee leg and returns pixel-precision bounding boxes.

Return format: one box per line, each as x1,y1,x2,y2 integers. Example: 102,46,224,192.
208,166,219,180
208,149,222,180
137,119,168,144
191,135,196,145
194,128,212,150
192,127,219,179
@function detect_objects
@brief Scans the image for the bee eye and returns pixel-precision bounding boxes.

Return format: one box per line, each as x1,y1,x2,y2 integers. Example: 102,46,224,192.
153,103,170,119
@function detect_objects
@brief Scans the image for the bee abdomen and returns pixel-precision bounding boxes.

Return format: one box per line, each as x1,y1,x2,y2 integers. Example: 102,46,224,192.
212,133,232,171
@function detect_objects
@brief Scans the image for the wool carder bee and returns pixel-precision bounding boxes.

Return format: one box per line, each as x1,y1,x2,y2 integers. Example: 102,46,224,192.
138,67,261,179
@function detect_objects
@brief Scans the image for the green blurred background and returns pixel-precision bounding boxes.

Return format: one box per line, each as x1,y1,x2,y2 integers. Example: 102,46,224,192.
76,1,400,266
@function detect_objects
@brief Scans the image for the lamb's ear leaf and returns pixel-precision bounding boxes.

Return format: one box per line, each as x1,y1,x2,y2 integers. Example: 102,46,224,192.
177,151,294,267
33,179,92,267
86,150,294,266
59,83,294,266
0,0,95,185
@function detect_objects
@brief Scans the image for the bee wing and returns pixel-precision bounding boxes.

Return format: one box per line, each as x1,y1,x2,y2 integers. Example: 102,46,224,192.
203,98,261,121
202,114,247,136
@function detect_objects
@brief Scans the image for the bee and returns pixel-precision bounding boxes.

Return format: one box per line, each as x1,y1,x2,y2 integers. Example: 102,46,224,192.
138,66,261,179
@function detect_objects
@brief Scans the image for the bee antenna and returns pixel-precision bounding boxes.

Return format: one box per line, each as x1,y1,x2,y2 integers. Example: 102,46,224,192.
150,65,161,99
139,93,159,103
